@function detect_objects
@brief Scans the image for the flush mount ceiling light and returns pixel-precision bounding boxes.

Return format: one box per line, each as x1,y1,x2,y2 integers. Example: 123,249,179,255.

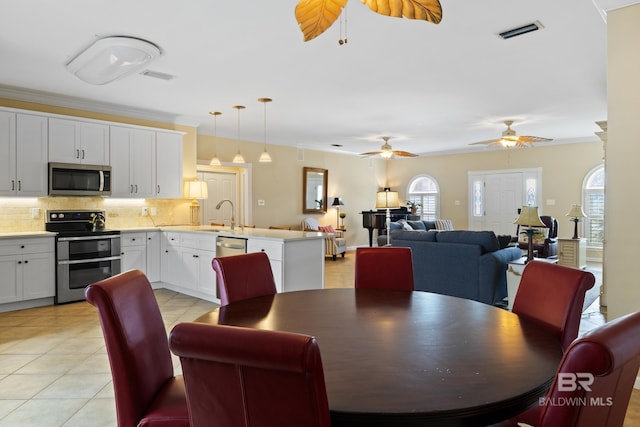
66,36,161,85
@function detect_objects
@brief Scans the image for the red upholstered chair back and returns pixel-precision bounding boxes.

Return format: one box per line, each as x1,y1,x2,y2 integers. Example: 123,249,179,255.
212,252,277,307
85,270,188,427
354,247,414,291
537,311,640,427
170,322,332,427
512,261,595,351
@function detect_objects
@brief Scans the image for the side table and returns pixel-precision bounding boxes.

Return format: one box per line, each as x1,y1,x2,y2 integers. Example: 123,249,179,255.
558,238,587,269
507,256,558,310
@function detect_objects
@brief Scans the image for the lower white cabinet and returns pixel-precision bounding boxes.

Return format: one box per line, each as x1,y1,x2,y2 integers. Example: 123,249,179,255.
120,232,147,274
558,238,587,269
0,237,55,304
161,232,217,301
145,231,161,282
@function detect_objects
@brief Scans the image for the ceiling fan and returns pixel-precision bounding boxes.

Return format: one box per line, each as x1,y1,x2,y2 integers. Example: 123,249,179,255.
360,136,418,159
469,120,553,148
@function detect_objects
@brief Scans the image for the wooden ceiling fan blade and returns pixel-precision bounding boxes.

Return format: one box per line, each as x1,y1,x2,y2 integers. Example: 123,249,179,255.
469,139,500,146
518,135,554,143
360,151,382,156
392,150,418,157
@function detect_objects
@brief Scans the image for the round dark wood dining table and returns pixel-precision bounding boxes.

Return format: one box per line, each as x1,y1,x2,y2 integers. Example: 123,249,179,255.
193,288,563,427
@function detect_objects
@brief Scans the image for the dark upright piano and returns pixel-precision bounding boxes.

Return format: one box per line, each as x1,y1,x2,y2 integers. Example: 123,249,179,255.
360,207,411,247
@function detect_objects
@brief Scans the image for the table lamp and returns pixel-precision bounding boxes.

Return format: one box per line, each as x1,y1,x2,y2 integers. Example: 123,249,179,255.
514,206,546,263
376,188,400,246
184,180,208,225
332,197,344,228
566,204,587,239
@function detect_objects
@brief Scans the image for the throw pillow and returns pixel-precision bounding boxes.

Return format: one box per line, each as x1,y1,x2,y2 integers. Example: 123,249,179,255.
397,219,413,231
324,225,337,234
435,219,454,231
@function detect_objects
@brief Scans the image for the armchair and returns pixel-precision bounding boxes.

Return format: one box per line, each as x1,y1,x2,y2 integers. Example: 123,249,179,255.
303,217,346,260
516,215,558,258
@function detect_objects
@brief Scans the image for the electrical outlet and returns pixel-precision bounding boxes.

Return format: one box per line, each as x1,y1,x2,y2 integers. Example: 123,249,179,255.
141,207,149,216
31,208,40,219
150,207,157,216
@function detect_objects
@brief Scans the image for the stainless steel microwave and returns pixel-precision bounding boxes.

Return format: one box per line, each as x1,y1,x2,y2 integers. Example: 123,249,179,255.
48,162,112,197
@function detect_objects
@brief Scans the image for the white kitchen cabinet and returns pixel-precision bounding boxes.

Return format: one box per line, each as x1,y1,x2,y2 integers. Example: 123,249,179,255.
155,131,183,198
0,237,55,304
247,239,284,292
120,232,147,274
161,232,217,300
110,126,156,198
0,112,48,197
49,117,109,165
145,231,161,282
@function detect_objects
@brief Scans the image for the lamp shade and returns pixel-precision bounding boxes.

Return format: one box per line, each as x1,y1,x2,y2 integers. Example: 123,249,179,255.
566,204,587,218
183,181,208,199
332,197,344,207
376,191,400,209
66,36,161,85
514,206,545,227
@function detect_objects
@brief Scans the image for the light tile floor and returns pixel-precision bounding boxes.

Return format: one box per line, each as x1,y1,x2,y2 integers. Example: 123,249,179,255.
0,253,638,426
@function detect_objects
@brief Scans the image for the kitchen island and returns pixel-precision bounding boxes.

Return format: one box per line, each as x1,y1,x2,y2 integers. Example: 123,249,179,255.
120,226,326,303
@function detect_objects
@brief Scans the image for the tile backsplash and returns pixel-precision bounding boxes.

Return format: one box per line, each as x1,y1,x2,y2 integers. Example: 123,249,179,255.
0,197,191,232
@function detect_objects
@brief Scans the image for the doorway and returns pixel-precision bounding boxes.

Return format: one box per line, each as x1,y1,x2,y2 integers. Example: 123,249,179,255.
468,168,541,235
197,164,252,228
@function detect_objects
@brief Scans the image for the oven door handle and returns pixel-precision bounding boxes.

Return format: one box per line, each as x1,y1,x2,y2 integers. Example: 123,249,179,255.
58,255,122,265
57,235,120,242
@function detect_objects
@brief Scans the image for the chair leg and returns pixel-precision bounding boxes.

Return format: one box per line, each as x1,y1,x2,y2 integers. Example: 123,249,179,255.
332,254,337,261
341,253,345,258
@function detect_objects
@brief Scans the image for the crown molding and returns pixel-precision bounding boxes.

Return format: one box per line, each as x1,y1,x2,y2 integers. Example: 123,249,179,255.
592,0,640,21
0,84,200,128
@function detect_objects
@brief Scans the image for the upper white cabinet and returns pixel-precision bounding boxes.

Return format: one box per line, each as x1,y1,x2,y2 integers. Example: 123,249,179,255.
155,131,183,198
49,118,109,165
110,126,156,198
0,112,48,197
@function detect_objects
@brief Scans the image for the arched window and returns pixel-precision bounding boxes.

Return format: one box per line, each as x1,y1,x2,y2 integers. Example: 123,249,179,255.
407,175,440,220
583,165,605,247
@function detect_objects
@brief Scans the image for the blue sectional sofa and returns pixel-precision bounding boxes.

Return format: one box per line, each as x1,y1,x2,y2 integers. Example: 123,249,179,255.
390,229,522,306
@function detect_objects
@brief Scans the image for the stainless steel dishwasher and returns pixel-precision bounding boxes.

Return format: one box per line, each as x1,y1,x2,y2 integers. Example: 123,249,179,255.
215,236,247,257
215,236,247,299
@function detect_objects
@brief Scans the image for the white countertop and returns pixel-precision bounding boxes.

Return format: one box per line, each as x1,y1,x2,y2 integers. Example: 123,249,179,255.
0,226,325,242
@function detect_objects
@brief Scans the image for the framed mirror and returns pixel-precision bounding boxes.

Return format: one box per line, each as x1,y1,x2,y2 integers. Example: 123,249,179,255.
303,167,328,213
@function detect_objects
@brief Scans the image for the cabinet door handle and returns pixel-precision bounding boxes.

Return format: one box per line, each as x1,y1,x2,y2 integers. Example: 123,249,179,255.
20,245,25,249
135,184,138,193
157,185,160,194
17,180,21,191
130,184,134,194
193,254,199,258
11,180,15,191
24,260,28,264
76,149,80,159
81,149,85,159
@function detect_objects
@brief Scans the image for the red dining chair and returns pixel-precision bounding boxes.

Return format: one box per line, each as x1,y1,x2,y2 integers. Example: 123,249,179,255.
512,260,595,351
85,269,189,427
354,246,414,291
489,311,640,427
212,251,277,306
169,322,331,427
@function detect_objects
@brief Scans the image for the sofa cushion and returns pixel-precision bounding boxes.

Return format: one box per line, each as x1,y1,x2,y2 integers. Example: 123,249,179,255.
390,229,438,242
435,230,500,253
407,220,427,230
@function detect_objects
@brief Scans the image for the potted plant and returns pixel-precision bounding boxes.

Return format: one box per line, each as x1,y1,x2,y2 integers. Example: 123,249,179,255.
406,201,421,214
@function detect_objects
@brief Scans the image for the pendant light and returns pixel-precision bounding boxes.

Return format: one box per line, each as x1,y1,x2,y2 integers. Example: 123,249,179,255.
209,111,222,166
232,105,246,164
258,97,273,163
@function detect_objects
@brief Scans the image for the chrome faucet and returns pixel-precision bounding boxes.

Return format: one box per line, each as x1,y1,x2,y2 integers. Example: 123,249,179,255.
215,199,235,230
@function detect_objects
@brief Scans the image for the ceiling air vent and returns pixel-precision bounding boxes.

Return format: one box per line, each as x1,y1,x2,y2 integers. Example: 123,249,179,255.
140,70,175,80
498,21,543,40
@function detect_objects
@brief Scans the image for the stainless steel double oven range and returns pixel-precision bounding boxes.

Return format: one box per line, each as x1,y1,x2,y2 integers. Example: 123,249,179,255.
45,210,121,304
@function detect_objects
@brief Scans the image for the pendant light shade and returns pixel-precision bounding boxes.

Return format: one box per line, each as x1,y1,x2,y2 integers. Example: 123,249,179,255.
209,111,222,166
258,97,273,163
232,105,246,164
